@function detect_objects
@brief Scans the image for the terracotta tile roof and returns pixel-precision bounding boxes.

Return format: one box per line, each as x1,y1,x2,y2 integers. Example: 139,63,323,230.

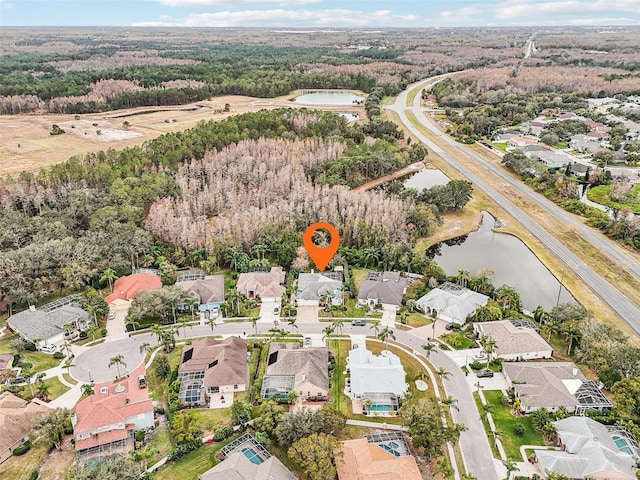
0,392,50,453
74,425,131,451
105,273,162,303
337,438,422,480
74,364,152,443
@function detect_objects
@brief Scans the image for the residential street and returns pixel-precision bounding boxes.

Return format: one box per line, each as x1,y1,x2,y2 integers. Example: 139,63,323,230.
70,321,499,479
386,78,640,335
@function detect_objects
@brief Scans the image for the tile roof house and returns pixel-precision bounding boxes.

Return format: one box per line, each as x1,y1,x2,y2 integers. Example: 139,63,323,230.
474,320,553,360
199,433,296,480
503,362,612,414
357,271,409,310
297,272,343,307
7,299,89,346
178,337,247,406
0,392,50,464
416,282,488,325
348,348,407,414
536,417,637,480
72,363,154,460
175,272,225,306
105,272,162,304
236,267,285,300
337,433,422,480
260,342,329,401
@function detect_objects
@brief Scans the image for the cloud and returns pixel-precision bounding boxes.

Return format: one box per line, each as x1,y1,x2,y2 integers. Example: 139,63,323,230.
154,0,320,6
0,0,13,10
133,8,418,27
493,0,640,19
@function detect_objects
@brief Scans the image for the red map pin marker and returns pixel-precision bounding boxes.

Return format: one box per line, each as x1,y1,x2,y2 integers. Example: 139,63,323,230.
303,222,340,272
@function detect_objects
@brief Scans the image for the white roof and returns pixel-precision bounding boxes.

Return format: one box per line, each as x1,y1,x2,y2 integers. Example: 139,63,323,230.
348,349,407,397
536,417,636,480
416,283,488,324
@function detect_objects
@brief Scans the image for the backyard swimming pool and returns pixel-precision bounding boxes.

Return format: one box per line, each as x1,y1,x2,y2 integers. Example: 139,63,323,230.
242,447,265,465
369,404,392,411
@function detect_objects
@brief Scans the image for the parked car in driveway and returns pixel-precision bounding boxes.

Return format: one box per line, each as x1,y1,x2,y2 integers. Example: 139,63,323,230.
303,337,311,347
108,311,116,320
476,369,494,378
41,344,57,353
473,352,488,361
445,322,455,330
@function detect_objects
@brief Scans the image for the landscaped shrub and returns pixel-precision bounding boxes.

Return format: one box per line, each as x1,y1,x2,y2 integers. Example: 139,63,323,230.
135,430,145,443
28,470,38,480
168,440,200,461
13,440,31,455
514,423,526,436
53,352,64,359
100,328,108,337
213,426,234,442
469,361,483,370
24,342,37,352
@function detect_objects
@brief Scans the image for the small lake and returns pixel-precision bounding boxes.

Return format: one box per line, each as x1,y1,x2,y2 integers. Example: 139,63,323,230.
429,211,574,311
403,168,450,191
293,90,364,105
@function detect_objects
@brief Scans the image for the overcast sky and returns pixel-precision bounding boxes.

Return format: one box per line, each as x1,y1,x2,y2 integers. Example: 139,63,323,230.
1,0,639,27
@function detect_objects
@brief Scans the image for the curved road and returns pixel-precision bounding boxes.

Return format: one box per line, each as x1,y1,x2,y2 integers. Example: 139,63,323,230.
72,322,498,480
386,77,640,335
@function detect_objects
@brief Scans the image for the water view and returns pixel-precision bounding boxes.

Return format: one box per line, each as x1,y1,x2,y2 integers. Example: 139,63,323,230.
403,168,450,191
429,212,574,311
293,90,364,105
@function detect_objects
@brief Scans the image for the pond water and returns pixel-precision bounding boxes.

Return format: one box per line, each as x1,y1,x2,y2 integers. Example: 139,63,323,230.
428,211,574,311
403,168,450,191
293,90,364,105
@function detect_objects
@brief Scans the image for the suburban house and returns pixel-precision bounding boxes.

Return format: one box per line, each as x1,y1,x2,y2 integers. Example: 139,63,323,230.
357,271,409,311
175,270,225,319
416,282,489,325
503,362,612,414
473,320,553,361
296,272,343,307
535,417,639,480
199,433,296,480
347,348,407,414
72,364,154,460
260,342,329,401
337,432,422,480
0,353,13,370
0,392,50,464
6,295,90,347
105,272,162,307
178,337,247,407
236,267,285,301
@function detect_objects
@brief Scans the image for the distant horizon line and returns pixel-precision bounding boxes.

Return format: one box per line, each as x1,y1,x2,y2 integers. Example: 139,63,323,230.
2,24,639,29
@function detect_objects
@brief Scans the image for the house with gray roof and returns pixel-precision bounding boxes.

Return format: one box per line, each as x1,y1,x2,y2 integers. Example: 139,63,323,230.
357,271,409,311
416,282,488,326
7,297,89,347
260,343,329,401
474,320,553,361
535,417,638,480
175,271,224,306
199,433,296,480
347,348,407,414
296,272,343,307
503,362,612,414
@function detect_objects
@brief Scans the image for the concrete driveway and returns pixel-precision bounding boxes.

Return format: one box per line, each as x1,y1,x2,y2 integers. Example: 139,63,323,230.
105,308,130,342
381,308,396,327
258,298,280,324
296,305,319,323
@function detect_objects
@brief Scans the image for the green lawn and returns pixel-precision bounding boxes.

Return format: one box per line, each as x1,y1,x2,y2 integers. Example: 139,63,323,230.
0,334,62,372
351,268,368,291
406,312,431,328
587,184,640,215
318,297,370,318
0,443,48,480
147,348,184,404
151,441,220,480
483,390,546,460
440,331,475,350
146,423,173,467
472,392,501,459
553,141,569,149
41,376,70,400
491,142,508,153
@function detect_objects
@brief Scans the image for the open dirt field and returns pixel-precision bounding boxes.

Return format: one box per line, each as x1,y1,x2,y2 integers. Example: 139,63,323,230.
0,92,364,176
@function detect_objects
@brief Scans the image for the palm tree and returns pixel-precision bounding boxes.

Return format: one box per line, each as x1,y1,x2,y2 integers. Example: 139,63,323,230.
440,396,459,411
456,269,471,288
81,384,94,397
85,304,102,327
287,390,299,405
87,324,100,341
544,318,561,343
126,318,141,333
151,323,163,342
287,317,298,333
63,322,75,338
178,316,192,338
139,342,152,355
398,310,409,325
322,325,335,345
422,342,438,359
502,459,519,480
100,268,119,293
480,335,497,368
436,367,451,381
378,326,395,351
32,337,42,351
63,358,74,376
22,367,35,397
186,297,199,323
563,323,580,355
370,319,381,338
332,317,345,334
61,341,73,358
207,316,217,332
251,317,259,335
533,305,548,325
251,243,268,260
226,288,244,316
37,381,50,399
108,354,127,378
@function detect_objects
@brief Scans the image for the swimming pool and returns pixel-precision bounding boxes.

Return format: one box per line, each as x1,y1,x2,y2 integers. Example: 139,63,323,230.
369,404,391,412
612,435,633,455
379,441,401,456
242,447,265,465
